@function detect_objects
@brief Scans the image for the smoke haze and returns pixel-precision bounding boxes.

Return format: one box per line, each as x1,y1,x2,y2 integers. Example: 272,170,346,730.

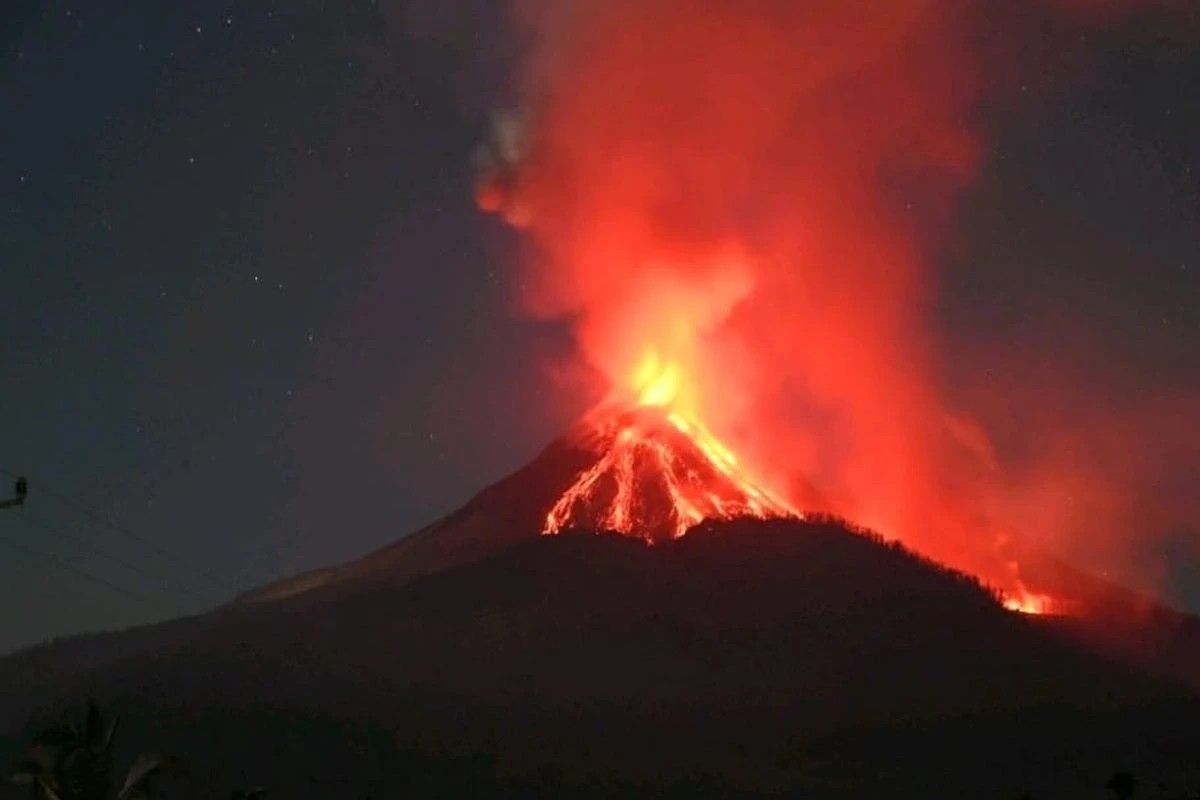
474,0,1198,600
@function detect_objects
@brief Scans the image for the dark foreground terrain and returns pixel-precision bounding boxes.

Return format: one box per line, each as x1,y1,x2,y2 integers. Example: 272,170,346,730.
2,518,1198,799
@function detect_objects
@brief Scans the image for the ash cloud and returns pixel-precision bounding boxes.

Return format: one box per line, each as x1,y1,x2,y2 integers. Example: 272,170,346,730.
477,0,1198,602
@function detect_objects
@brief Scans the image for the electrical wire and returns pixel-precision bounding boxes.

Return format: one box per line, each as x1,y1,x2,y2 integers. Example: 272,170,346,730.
0,527,151,606
10,510,221,605
0,467,236,595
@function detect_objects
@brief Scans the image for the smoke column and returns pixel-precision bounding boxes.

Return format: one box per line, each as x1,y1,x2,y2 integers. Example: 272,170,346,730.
477,0,1197,599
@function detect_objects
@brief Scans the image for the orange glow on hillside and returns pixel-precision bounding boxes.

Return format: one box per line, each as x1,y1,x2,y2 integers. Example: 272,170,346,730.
1002,587,1059,616
543,353,796,541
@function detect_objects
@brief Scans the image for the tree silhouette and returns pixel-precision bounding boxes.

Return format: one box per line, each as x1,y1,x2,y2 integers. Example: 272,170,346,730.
9,704,165,800
1106,770,1138,800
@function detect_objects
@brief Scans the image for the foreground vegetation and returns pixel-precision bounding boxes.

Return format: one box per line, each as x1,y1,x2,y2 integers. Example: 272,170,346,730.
6,703,1199,800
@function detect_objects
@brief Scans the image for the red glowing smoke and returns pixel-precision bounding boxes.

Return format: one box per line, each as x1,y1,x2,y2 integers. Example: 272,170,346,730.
476,0,1197,602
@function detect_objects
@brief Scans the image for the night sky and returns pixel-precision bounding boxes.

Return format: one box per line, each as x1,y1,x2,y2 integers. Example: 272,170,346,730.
2,2,1197,655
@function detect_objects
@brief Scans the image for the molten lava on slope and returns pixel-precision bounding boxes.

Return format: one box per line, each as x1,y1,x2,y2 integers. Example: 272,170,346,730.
532,352,1070,618
543,403,797,543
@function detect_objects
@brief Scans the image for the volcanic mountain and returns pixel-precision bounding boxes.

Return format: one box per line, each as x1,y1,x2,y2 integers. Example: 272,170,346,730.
2,408,1199,798
241,402,795,603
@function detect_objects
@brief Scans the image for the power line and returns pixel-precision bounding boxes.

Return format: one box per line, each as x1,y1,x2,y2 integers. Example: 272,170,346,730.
0,528,150,606
11,511,220,606
0,468,236,595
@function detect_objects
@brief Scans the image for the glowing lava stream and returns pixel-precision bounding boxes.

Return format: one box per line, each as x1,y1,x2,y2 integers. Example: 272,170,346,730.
1002,586,1059,616
542,354,1058,616
543,353,798,540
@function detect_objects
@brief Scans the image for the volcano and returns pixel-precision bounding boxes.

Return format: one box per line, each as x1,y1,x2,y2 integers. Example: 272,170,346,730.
240,401,795,602
230,403,1200,698
2,413,1199,798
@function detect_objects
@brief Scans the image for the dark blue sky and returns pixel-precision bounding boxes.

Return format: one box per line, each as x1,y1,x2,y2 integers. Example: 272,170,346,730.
1,2,1197,654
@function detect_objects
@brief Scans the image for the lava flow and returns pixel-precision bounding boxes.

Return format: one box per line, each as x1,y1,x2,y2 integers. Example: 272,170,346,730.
543,354,797,542
1002,590,1058,616
541,356,1061,615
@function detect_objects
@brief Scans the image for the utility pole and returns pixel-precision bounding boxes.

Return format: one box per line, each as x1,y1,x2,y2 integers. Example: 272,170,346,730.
0,476,27,510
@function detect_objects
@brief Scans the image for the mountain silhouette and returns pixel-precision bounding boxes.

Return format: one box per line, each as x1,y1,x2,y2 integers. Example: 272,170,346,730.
1,417,1198,798
241,403,795,604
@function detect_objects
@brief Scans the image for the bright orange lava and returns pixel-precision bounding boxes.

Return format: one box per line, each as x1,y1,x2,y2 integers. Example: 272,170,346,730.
543,353,797,540
544,353,1062,615
1002,587,1058,616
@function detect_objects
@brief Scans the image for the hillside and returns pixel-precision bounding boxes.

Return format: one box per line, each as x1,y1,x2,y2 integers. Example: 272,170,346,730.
2,518,1198,798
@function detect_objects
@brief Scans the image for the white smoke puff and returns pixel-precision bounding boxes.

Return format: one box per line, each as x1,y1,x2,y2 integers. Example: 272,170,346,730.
475,109,532,226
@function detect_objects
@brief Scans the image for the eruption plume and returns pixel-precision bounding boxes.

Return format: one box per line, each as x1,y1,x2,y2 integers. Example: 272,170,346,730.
474,0,1197,612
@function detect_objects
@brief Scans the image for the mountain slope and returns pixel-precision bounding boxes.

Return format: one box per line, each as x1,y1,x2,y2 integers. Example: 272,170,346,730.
236,418,594,603
2,519,1198,798
239,402,795,603
3,400,1199,798
229,403,1200,696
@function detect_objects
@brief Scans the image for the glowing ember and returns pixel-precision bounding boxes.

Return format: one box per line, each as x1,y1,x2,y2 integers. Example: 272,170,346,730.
1002,587,1059,616
543,354,796,541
